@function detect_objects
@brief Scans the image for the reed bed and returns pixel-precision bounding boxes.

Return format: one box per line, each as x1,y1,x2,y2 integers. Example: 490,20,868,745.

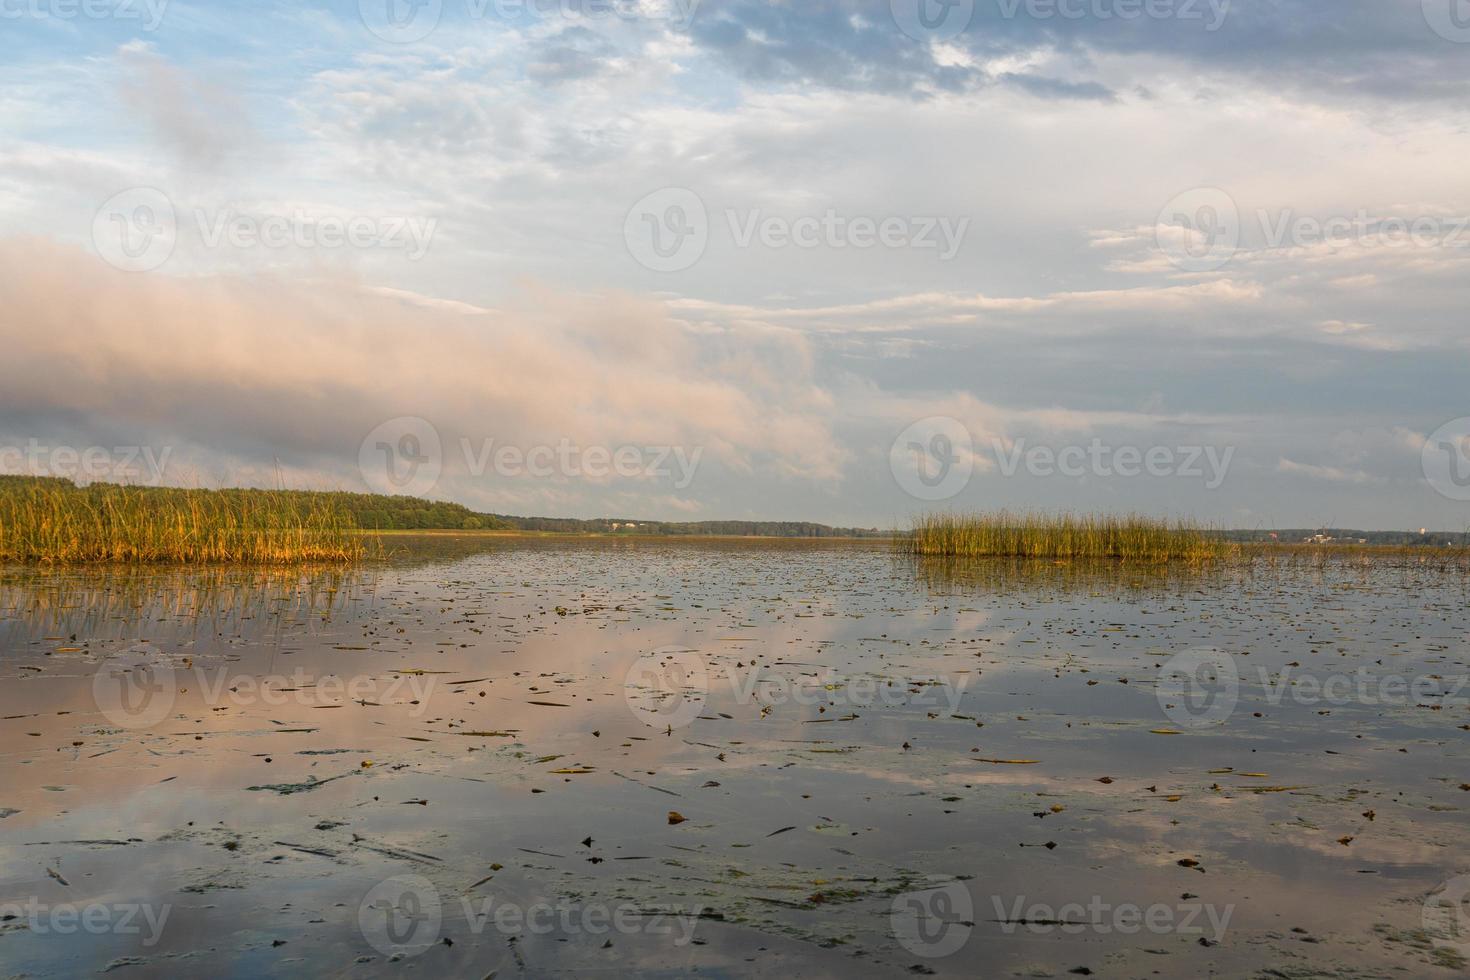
0,479,364,563
904,511,1227,564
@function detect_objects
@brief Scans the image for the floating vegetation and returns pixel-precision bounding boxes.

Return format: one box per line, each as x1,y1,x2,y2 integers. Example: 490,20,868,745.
4,535,1465,977
903,511,1227,563
0,476,365,563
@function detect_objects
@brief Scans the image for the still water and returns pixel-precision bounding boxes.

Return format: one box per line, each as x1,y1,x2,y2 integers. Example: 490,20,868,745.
1,538,1466,977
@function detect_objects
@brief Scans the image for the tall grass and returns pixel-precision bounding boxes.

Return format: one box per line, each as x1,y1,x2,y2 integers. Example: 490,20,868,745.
0,478,364,563
904,511,1227,564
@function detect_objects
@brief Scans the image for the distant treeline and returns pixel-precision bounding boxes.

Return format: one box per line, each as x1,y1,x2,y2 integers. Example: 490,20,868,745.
1220,528,1470,547
3,478,1463,544
499,516,888,537
0,477,884,538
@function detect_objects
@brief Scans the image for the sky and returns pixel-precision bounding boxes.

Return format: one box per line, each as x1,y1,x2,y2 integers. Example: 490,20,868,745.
2,0,1469,529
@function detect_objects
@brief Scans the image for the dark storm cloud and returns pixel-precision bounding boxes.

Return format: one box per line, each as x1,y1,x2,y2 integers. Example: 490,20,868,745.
678,0,1470,103
1000,71,1116,99
526,26,622,83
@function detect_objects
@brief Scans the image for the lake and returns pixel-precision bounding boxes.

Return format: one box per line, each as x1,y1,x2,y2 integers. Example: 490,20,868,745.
1,538,1466,977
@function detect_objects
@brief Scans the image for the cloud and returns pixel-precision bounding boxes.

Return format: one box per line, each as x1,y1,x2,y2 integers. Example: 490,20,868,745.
115,42,254,171
0,239,845,515
1000,71,1116,101
678,0,1470,107
1277,458,1380,484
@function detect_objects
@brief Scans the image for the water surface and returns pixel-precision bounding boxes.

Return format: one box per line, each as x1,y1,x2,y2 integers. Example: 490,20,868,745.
1,539,1467,977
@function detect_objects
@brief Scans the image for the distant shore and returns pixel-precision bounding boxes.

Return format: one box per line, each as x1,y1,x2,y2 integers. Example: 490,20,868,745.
1,476,1464,564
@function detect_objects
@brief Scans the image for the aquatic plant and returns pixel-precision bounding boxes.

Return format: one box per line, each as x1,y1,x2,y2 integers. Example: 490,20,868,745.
0,477,365,563
903,511,1227,564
